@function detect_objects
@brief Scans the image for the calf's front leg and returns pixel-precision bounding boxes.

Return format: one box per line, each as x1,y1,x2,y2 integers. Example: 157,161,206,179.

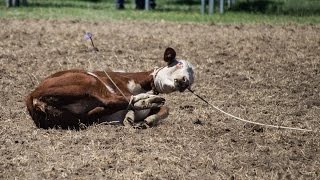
131,94,165,110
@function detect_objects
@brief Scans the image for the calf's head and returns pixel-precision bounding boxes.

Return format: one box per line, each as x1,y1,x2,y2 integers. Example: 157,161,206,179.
153,48,194,94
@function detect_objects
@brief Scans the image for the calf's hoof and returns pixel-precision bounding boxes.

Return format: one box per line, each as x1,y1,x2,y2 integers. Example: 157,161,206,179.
133,121,149,129
123,110,135,126
132,94,165,110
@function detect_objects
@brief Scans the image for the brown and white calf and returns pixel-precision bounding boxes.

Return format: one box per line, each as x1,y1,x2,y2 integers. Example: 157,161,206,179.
25,48,194,129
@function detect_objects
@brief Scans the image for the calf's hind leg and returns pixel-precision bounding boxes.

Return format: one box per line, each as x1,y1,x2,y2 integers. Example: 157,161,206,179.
144,106,169,126
132,106,169,128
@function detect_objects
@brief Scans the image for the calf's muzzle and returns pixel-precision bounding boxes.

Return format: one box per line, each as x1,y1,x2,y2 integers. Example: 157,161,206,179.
174,76,190,92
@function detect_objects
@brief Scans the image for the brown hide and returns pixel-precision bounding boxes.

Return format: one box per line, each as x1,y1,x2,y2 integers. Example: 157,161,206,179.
26,69,154,129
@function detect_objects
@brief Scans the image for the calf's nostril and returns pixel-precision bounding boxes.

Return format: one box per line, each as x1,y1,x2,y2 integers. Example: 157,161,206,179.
175,78,189,88
183,76,188,82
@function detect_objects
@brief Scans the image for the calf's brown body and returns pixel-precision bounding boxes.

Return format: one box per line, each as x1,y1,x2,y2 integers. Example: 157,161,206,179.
26,48,193,129
26,69,161,129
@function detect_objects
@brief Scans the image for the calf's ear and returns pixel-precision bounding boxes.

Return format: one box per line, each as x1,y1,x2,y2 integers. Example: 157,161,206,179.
163,47,176,65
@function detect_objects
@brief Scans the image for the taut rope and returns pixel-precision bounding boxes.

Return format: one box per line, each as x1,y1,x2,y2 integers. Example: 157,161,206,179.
188,88,313,132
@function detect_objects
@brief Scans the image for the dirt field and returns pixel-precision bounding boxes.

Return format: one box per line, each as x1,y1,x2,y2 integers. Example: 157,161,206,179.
1,19,319,179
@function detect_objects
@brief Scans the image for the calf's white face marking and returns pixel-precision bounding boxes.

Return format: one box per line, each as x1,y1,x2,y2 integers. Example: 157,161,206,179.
153,59,194,94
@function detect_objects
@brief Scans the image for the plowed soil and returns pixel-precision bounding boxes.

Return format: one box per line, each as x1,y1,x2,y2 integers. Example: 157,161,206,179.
1,19,320,179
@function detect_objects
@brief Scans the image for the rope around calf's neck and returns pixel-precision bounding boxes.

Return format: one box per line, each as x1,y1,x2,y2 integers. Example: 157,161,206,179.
151,66,165,95
188,88,313,132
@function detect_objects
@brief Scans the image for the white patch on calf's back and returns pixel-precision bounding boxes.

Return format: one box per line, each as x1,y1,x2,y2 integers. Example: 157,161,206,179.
87,71,116,93
106,85,116,94
127,80,146,95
